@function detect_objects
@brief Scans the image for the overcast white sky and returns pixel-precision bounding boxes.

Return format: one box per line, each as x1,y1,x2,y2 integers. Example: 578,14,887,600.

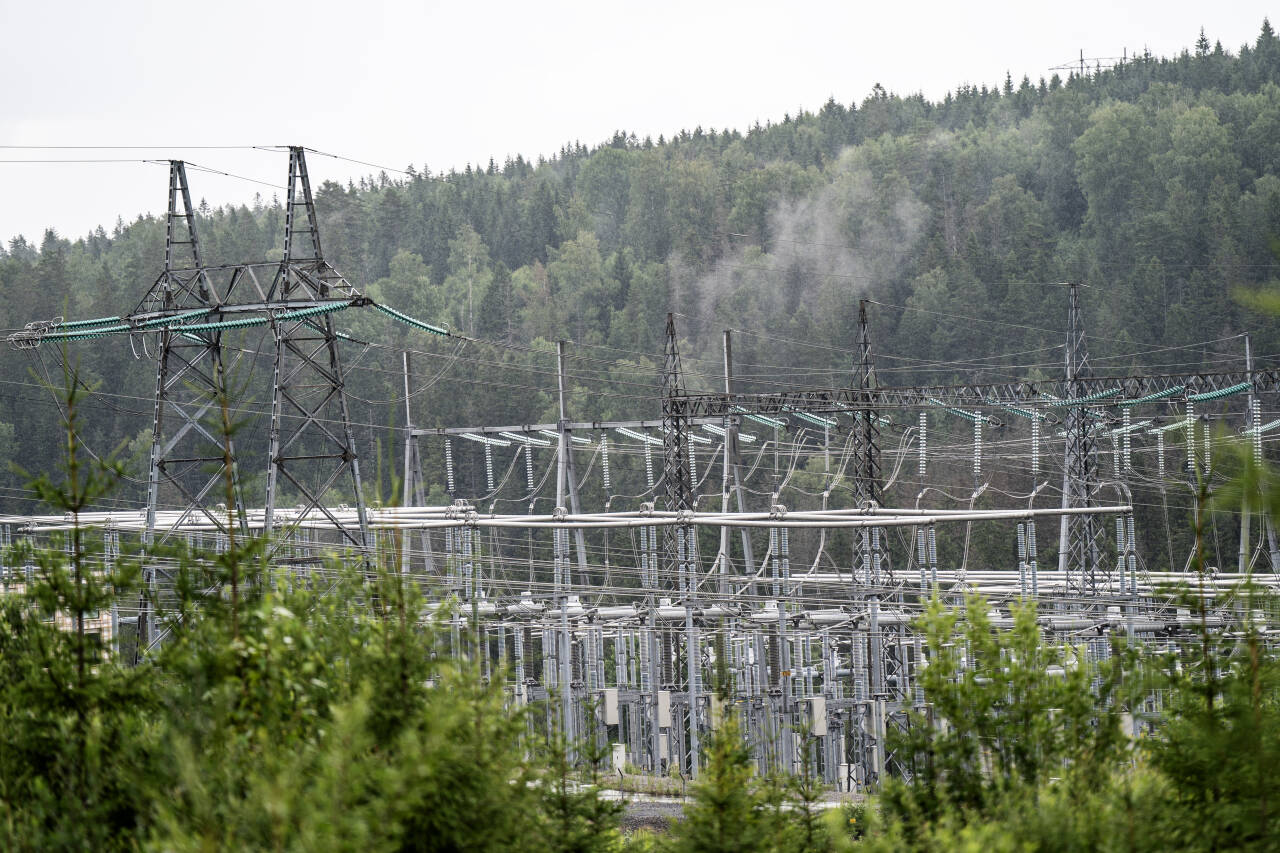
0,0,1273,245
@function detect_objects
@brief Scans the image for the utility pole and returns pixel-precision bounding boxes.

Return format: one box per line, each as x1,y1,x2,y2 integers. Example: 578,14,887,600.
1241,335,1253,574
661,314,700,775
852,299,887,784
719,338,732,598
403,353,415,575
662,314,695,583
853,300,881,507
1244,333,1280,574
852,300,884,649
554,340,581,747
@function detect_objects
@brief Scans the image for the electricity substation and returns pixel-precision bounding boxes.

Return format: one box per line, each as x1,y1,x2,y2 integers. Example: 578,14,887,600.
5,149,1279,791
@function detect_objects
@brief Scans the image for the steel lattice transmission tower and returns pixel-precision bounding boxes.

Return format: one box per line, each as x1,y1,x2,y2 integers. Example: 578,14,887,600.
261,147,370,554
138,149,370,558
141,161,248,542
852,299,882,506
1058,282,1104,594
661,313,694,592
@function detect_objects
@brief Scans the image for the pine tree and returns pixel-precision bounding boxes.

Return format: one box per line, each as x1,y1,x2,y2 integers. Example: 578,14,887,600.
0,364,151,850
534,724,625,853
666,708,763,853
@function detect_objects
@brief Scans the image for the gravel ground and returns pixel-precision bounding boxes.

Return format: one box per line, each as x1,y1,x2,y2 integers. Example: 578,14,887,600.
620,796,684,834
608,787,863,835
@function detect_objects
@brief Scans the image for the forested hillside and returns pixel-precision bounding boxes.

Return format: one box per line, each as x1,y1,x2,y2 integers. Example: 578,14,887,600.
2,21,1279,529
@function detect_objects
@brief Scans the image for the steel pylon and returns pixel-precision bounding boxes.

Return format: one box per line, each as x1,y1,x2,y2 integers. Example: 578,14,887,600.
142,160,247,542
262,147,370,556
1058,282,1104,595
852,300,881,506
661,312,694,592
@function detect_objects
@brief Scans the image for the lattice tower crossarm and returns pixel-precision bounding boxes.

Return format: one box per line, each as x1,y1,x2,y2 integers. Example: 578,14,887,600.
674,368,1280,417
100,149,376,565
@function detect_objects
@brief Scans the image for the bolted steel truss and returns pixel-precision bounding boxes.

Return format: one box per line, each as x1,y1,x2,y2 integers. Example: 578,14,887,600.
136,148,370,560
1058,282,1104,595
676,371,1280,418
142,160,247,543
661,313,694,593
852,299,881,506
261,147,370,555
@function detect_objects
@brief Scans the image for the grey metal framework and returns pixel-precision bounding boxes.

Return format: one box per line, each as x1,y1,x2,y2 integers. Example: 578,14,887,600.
141,161,246,542
852,299,881,506
261,148,369,554
130,149,371,555
675,370,1280,417
1059,283,1104,595
661,313,695,586
135,161,248,651
121,150,373,650
375,291,1276,787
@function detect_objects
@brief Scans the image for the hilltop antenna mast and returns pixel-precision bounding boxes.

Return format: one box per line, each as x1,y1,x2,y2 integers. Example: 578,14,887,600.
1049,50,1128,77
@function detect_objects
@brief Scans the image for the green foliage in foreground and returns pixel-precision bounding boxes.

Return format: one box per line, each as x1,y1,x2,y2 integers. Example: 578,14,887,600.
656,695,849,853
857,459,1280,852
880,596,1132,831
0,375,578,851
857,621,1280,852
